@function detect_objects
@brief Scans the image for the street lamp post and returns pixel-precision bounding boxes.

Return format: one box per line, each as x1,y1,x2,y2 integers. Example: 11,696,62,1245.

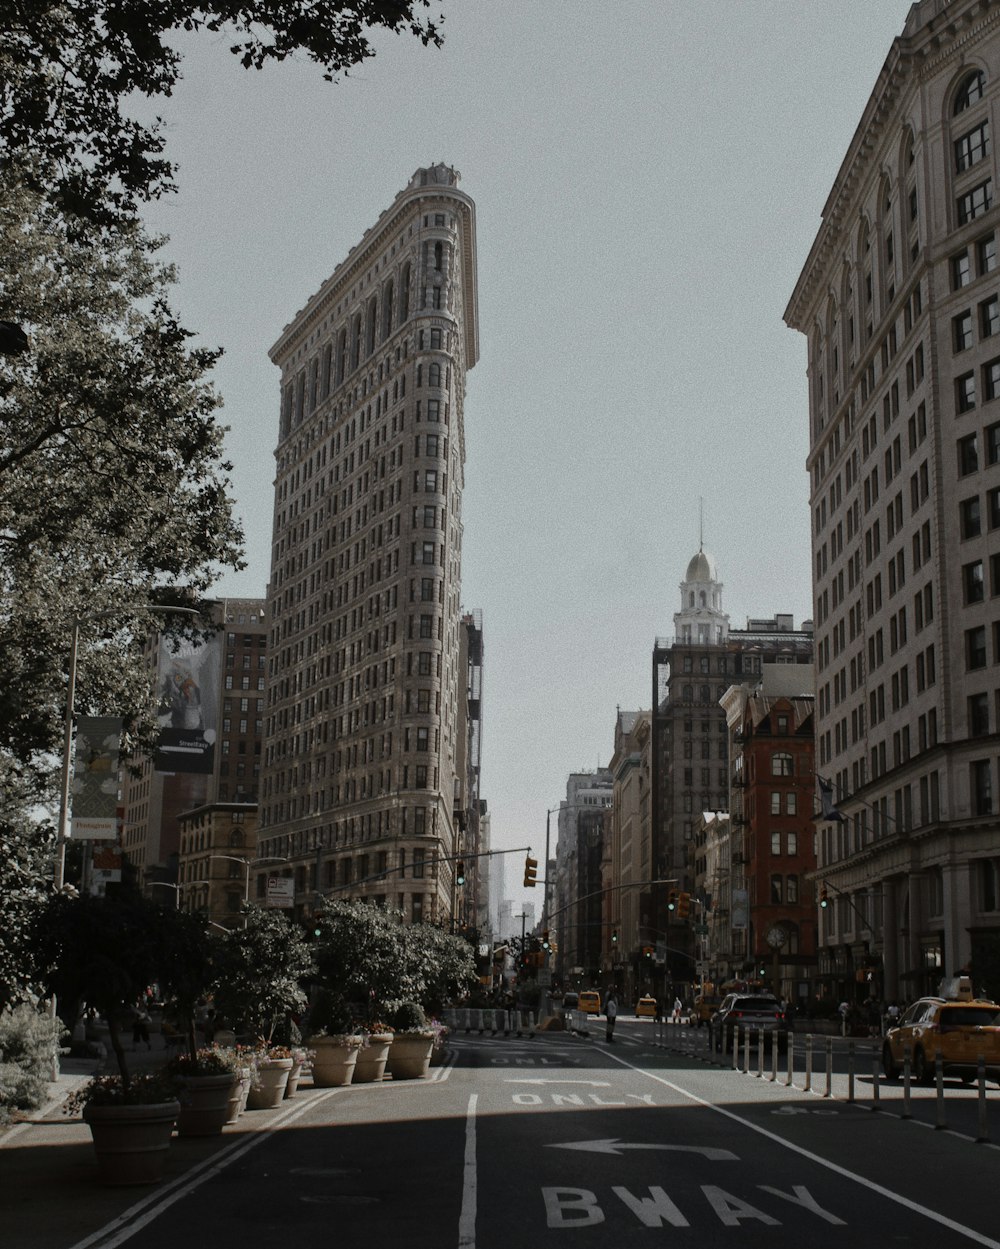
208,855,288,921
148,881,183,909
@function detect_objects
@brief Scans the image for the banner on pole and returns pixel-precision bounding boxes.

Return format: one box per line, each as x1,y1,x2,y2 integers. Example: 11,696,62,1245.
71,716,122,839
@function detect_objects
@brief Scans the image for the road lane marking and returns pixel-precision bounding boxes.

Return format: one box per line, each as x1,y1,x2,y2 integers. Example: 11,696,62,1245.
505,1078,610,1086
549,1139,737,1160
594,1045,1000,1249
458,1093,477,1249
66,1089,342,1249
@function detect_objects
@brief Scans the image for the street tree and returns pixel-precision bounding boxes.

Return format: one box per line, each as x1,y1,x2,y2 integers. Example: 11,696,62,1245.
0,162,243,790
313,900,407,1016
212,906,314,1042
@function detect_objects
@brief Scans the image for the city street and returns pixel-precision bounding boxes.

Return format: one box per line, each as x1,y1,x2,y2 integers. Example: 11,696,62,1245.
12,1022,1000,1249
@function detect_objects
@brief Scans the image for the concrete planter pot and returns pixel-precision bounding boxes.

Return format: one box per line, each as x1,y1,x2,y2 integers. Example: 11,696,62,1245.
83,1100,180,1185
176,1073,238,1137
353,1034,393,1084
225,1071,252,1123
245,1057,292,1110
308,1036,361,1087
284,1058,305,1097
387,1033,434,1080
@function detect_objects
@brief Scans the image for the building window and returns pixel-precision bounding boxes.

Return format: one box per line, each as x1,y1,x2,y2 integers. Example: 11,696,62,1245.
990,486,1000,529
954,310,974,351
959,432,980,475
967,625,987,670
958,181,992,225
957,371,977,412
955,69,987,113
956,122,991,172
979,232,998,273
786,875,799,904
969,692,990,736
771,752,793,777
787,831,798,854
771,792,781,815
953,250,972,288
964,560,985,603
771,875,783,904
982,296,1000,338
771,833,781,856
972,760,993,816
961,496,982,538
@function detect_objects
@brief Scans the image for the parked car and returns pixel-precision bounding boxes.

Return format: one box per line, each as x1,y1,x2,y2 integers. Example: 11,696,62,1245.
882,984,1000,1084
578,990,602,1015
635,996,657,1018
710,993,788,1052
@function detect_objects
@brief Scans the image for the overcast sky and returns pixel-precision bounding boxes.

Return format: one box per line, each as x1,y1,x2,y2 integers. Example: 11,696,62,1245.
137,2,912,914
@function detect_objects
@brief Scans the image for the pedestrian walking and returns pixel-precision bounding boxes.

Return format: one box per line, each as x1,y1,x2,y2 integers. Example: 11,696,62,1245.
672,995,683,1023
131,1002,152,1050
605,993,617,1042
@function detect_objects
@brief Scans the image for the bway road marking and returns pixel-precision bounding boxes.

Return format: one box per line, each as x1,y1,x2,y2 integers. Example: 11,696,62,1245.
595,1044,1000,1249
549,1139,737,1160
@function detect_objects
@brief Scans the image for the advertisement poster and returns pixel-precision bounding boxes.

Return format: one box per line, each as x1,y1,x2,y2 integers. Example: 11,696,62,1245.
154,633,219,774
71,716,122,839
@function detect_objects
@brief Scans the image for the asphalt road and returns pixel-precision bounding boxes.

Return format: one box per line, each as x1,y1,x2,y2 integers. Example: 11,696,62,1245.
46,1026,1000,1249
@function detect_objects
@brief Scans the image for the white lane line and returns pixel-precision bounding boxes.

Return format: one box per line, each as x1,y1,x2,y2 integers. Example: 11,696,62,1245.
66,1090,342,1249
457,1093,477,1249
596,1045,1000,1249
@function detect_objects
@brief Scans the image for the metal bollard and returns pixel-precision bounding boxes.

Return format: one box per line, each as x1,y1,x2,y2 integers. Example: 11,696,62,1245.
786,1033,794,1086
732,1027,740,1071
902,1042,912,1119
824,1036,833,1098
770,1033,778,1082
744,1026,751,1074
871,1045,880,1109
804,1034,813,1093
934,1048,946,1130
756,1029,764,1077
847,1040,855,1103
977,1054,989,1143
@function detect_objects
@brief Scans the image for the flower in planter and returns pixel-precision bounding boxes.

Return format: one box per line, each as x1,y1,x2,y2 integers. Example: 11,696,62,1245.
65,1071,180,1116
165,1045,241,1078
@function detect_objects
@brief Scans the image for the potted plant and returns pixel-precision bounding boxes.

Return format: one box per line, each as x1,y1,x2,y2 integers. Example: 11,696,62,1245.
166,1045,240,1136
64,1072,181,1186
244,1042,294,1109
304,991,363,1087
353,1018,394,1084
31,892,211,1184
225,1045,257,1122
386,1002,435,1080
211,907,313,1047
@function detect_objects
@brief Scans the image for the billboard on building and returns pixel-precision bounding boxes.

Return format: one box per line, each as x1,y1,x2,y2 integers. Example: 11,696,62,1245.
154,633,219,774
71,716,122,839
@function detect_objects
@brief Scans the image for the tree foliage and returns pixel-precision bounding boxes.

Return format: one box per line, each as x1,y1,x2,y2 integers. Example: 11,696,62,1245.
0,164,243,786
211,906,314,1041
313,900,407,1011
0,768,56,1009
1,1,445,226
30,890,215,1088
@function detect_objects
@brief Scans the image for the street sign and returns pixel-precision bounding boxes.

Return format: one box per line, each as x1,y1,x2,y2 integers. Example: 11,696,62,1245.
266,876,294,908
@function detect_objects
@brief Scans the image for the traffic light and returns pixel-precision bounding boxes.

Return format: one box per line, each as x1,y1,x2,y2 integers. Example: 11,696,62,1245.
677,891,691,920
819,885,829,909
611,928,618,944
542,929,550,949
523,855,538,887
667,890,678,911
642,945,654,959
456,860,466,886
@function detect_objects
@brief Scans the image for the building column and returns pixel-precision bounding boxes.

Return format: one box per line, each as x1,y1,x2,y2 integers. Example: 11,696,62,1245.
882,876,900,1001
942,860,973,977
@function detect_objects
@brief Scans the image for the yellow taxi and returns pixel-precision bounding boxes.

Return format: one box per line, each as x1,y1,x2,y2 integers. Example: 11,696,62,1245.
578,990,602,1015
635,996,657,1018
882,977,1000,1084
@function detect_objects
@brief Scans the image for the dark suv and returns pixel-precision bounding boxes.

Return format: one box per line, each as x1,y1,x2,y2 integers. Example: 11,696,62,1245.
710,993,789,1053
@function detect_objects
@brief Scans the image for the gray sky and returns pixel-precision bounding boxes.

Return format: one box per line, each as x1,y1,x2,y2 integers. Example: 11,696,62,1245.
137,2,911,913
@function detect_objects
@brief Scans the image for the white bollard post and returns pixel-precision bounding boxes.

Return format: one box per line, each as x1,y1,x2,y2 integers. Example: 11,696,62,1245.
902,1042,912,1119
804,1034,813,1093
977,1054,989,1143
934,1048,946,1130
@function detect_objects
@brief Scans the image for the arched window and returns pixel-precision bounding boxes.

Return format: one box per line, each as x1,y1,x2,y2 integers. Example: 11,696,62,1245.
428,362,442,388
366,299,378,356
229,829,244,848
772,752,794,777
381,280,394,340
689,592,695,607
699,591,706,606
955,69,986,114
335,327,347,386
351,314,362,371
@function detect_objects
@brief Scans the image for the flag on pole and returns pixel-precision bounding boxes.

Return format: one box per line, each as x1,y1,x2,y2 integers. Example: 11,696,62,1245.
816,776,846,823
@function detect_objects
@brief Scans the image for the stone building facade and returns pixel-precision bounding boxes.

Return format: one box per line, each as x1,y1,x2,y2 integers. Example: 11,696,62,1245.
258,165,479,927
785,0,1000,1001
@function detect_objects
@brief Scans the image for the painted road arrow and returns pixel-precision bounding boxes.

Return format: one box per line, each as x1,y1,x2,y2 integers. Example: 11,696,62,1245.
548,1139,738,1160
